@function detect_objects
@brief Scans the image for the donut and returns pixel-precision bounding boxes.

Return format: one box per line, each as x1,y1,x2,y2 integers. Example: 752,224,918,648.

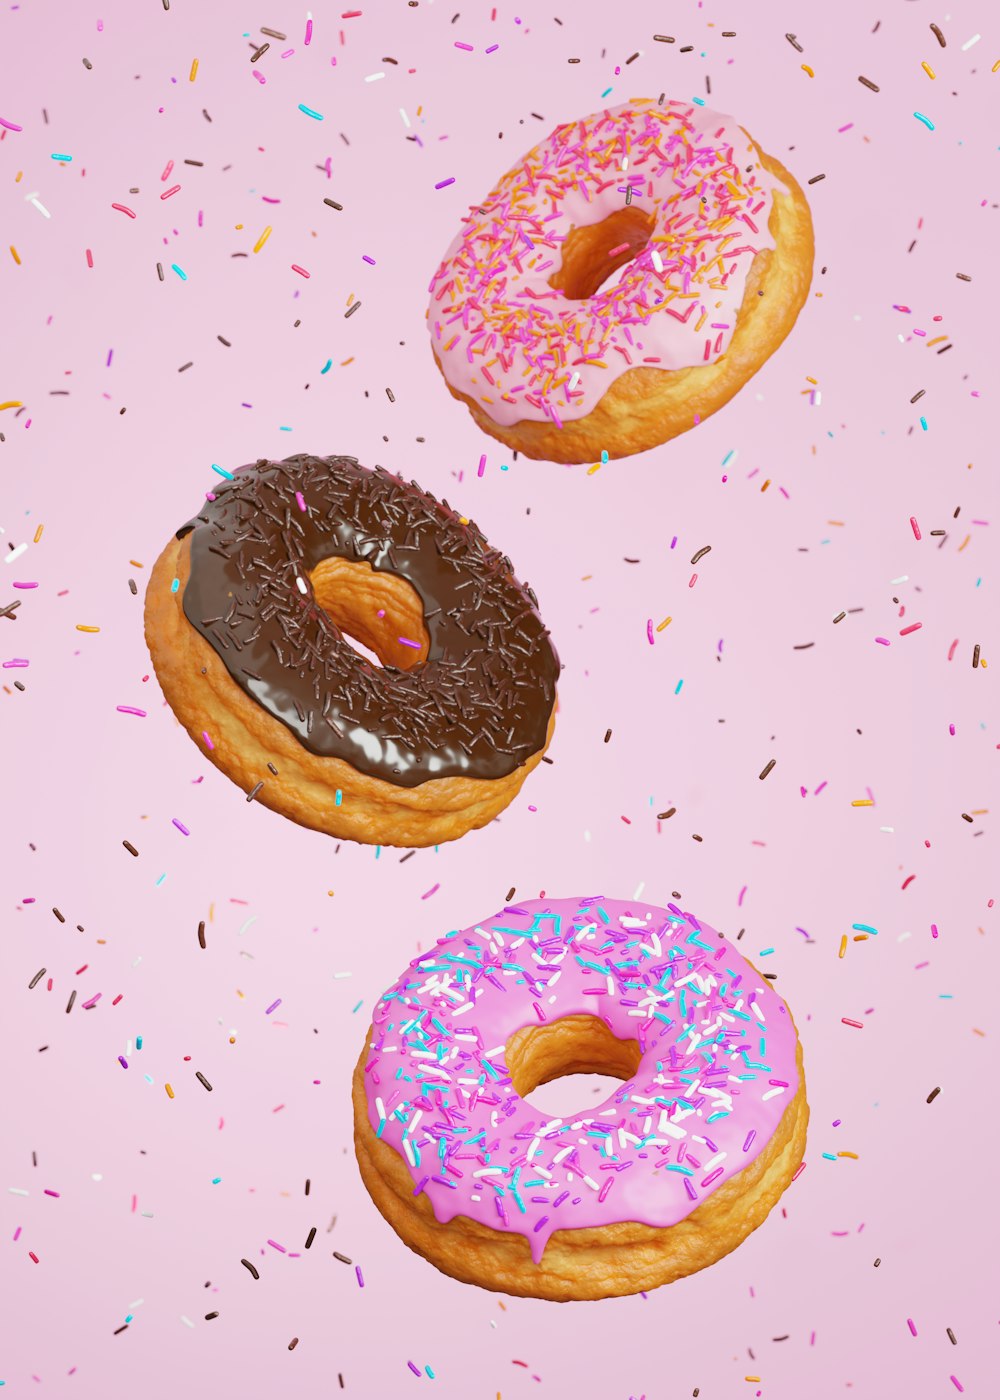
144,454,559,848
353,894,807,1301
428,97,814,464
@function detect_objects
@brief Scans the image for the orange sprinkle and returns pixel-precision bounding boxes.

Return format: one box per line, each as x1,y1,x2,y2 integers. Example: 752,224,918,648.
9,245,21,265
33,525,44,543
75,625,100,633
15,171,22,183
853,933,869,942
838,935,847,959
801,64,814,77
129,560,144,568
926,335,948,347
760,478,771,492
958,534,971,553
189,58,199,82
656,616,672,632
838,1151,859,1159
165,1083,175,1099
805,376,818,385
252,225,272,254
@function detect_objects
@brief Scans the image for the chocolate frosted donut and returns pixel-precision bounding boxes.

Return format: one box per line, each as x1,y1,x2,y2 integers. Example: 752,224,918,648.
145,455,559,846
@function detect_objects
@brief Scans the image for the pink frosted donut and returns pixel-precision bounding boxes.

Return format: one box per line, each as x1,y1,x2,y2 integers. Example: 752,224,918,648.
427,98,813,463
353,894,808,1300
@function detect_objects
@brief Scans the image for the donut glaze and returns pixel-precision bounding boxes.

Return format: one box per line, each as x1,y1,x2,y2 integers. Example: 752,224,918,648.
429,99,785,431
176,455,558,787
360,896,803,1267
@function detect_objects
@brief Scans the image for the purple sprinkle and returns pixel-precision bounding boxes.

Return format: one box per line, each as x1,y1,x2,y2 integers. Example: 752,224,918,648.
486,43,499,53
407,1361,421,1376
413,1176,429,1196
172,819,190,836
421,884,440,900
398,636,421,649
434,177,456,190
907,1318,918,1337
355,1265,364,1288
118,1056,128,1069
265,998,282,1015
533,1215,549,1232
683,1177,698,1200
116,706,147,717
362,254,376,265
743,1130,756,1152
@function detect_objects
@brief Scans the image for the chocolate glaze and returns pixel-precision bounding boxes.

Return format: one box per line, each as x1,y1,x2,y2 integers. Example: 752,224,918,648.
178,454,559,786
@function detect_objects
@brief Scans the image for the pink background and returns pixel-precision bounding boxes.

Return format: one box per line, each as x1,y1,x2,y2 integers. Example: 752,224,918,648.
1,1,996,1396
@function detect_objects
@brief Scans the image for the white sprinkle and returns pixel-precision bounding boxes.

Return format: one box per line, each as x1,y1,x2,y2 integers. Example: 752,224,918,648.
8,1187,29,1197
880,826,895,833
400,107,411,128
761,1086,786,1101
4,542,28,564
180,1315,194,1328
365,72,385,83
633,880,645,899
961,33,981,50
651,249,664,272
332,971,352,979
295,576,308,594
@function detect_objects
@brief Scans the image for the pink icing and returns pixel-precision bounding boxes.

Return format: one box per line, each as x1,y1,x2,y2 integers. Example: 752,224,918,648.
428,98,783,430
364,895,801,1265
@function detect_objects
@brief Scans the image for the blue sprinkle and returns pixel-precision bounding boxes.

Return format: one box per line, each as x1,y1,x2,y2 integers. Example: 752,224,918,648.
352,999,363,1013
171,263,188,281
852,923,878,935
913,112,935,131
51,153,72,162
212,1176,222,1184
822,1152,837,1161
212,463,235,479
674,678,684,695
692,96,706,106
601,87,613,98
321,359,333,374
335,789,343,806
299,103,324,120
920,416,928,430
170,578,180,593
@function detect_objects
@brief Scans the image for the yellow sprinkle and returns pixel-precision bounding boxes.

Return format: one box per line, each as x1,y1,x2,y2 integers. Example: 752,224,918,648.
33,525,44,544
801,64,814,77
958,534,971,552
76,625,100,633
993,59,1000,73
656,616,672,632
209,902,214,921
922,61,936,79
971,808,989,815
328,889,335,896
15,171,22,182
838,1151,859,1159
926,335,948,347
236,989,245,1000
838,935,847,959
165,1083,175,1099
0,402,22,412
235,223,244,230
189,57,199,82
827,520,845,527
9,245,21,265
852,799,874,807
253,225,272,254
586,461,602,476
229,1036,236,1044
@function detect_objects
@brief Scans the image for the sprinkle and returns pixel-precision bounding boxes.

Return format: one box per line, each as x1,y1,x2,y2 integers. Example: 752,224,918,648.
851,799,874,807
298,104,324,121
171,263,187,281
111,203,136,219
198,921,206,949
930,24,946,47
910,516,922,540
116,706,147,717
921,61,936,79
253,226,272,253
435,177,456,190
759,759,776,780
165,1083,174,1099
195,1072,213,1092
926,1086,941,1103
291,264,310,278
842,1018,864,1029
265,998,282,1015
241,1259,260,1279
189,58,199,82
858,76,880,92
913,112,935,130
123,841,139,857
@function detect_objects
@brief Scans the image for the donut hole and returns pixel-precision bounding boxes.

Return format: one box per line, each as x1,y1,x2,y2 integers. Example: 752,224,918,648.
548,206,656,301
506,1014,642,1117
308,557,431,671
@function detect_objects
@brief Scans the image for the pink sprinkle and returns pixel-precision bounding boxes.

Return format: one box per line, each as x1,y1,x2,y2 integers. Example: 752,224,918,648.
111,203,137,218
910,516,921,540
86,249,94,267
291,264,311,278
161,160,174,181
421,884,440,900
0,117,24,132
13,1227,21,1240
842,1018,864,1029
29,1251,39,1263
265,998,282,1015
875,637,891,646
116,706,147,717
12,581,38,588
455,41,474,51
435,177,456,189
172,819,190,836
267,1239,287,1253
532,1001,545,1022
688,573,697,588
2,659,28,668
296,492,307,511
607,242,630,257
947,638,959,661
305,18,313,44
43,1189,60,1198
398,636,421,649
931,923,939,938
907,1318,918,1337
160,185,181,200
951,1378,964,1393
477,453,486,477
202,731,215,750
900,622,922,636
646,619,654,644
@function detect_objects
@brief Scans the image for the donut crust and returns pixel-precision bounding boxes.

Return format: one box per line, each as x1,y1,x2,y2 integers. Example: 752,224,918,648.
433,147,814,464
144,532,554,847
353,1013,808,1301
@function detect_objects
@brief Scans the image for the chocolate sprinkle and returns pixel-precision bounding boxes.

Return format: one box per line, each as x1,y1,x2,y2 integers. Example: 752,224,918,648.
198,920,206,949
759,759,776,780
858,76,880,92
658,807,676,820
241,1258,260,1278
28,968,46,990
122,840,139,856
195,1071,213,1091
305,1226,316,1249
930,23,946,48
178,455,558,785
927,1086,941,1102
333,1251,353,1264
